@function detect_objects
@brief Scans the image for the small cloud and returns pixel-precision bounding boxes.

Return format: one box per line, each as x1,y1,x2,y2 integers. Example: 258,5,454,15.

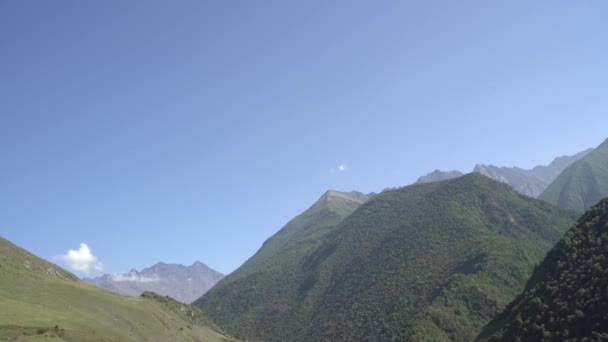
111,273,160,283
330,164,349,173
54,243,103,275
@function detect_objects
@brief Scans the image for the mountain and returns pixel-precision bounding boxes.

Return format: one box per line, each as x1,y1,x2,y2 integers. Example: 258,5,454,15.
416,169,464,184
86,261,224,303
0,237,235,342
477,198,608,341
194,190,371,340
473,148,592,198
197,174,577,341
540,138,608,212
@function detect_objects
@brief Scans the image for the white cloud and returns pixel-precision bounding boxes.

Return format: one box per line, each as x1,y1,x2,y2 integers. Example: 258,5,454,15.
330,164,349,173
111,273,160,283
54,243,103,275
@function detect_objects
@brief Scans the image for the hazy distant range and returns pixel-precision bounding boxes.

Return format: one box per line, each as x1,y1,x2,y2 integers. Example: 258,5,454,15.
85,261,224,304
416,148,593,198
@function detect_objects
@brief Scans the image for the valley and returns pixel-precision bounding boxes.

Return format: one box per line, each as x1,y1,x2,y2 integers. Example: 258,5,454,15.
3,2,606,340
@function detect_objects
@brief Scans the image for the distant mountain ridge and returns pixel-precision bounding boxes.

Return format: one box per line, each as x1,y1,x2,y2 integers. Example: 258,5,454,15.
416,169,464,184
415,148,592,198
474,148,592,198
86,261,224,304
540,138,608,212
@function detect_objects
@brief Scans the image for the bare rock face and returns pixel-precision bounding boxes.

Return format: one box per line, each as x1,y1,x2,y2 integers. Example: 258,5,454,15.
413,149,592,198
473,148,593,198
415,170,464,184
85,261,224,304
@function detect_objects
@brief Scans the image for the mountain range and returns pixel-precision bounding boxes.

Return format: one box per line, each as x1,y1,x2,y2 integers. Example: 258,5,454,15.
197,173,577,341
539,138,608,212
4,137,608,341
86,261,224,304
416,148,593,198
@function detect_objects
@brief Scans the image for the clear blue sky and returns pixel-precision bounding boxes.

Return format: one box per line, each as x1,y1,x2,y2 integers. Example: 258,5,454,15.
1,1,607,276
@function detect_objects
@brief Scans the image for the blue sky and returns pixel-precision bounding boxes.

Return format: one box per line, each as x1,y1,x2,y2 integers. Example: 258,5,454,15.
1,1,607,276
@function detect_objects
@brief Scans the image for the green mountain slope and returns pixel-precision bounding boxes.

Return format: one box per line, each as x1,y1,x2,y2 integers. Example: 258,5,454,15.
0,237,235,342
198,174,577,341
540,138,608,212
194,190,370,340
477,198,608,341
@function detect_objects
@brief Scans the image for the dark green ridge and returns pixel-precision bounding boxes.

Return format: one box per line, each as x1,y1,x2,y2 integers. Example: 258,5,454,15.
477,197,608,342
540,138,608,212
194,190,370,341
198,173,577,341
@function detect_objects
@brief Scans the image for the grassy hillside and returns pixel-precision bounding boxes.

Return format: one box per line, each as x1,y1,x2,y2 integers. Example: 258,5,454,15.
540,138,608,212
477,198,608,341
194,190,370,340
199,174,577,341
0,237,235,342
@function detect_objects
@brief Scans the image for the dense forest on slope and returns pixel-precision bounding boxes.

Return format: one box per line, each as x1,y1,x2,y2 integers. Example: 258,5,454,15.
194,190,369,340
199,174,577,341
0,237,235,342
540,138,608,212
477,198,608,342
